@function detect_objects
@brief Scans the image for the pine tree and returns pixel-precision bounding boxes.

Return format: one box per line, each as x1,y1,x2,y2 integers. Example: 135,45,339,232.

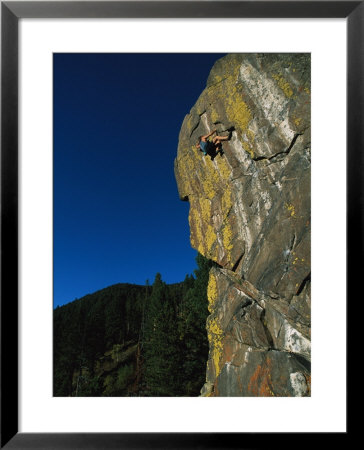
54,260,213,397
143,273,182,396
180,253,214,395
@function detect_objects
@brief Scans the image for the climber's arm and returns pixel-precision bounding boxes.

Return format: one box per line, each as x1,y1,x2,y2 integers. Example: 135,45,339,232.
201,129,217,141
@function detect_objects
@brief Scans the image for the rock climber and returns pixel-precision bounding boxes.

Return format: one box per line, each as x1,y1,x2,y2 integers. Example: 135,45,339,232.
196,129,231,157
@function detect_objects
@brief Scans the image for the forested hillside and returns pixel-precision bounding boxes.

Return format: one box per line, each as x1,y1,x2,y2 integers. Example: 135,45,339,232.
54,254,214,396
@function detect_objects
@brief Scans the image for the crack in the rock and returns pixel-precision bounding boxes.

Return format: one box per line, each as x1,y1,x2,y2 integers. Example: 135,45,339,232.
189,119,201,137
287,303,310,327
276,322,284,341
188,111,206,137
291,353,311,372
276,233,296,288
225,273,310,346
230,341,268,355
296,272,311,296
289,233,297,254
207,75,231,89
253,132,303,163
260,309,275,350
232,252,245,273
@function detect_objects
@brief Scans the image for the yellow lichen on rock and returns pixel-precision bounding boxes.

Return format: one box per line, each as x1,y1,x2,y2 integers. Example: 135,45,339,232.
208,73,223,85
216,156,232,183
206,66,252,139
285,202,296,217
207,271,218,313
175,146,198,198
205,224,217,257
272,73,294,98
225,89,252,135
200,158,220,199
201,174,216,201
210,106,219,124
222,222,234,255
221,186,233,216
241,140,255,158
240,127,257,159
189,203,204,255
207,316,224,378
199,197,212,224
186,116,196,136
294,117,302,126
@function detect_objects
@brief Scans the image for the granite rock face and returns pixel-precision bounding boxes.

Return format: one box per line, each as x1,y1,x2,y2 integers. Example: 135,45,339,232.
175,54,311,397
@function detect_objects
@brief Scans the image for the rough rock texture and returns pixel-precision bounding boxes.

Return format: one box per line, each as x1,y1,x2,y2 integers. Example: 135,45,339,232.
175,54,311,397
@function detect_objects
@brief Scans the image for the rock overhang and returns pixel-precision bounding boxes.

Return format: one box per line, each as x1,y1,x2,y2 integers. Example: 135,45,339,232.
175,53,311,396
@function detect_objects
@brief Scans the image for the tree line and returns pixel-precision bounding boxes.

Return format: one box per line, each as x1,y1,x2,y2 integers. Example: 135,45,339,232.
54,253,214,396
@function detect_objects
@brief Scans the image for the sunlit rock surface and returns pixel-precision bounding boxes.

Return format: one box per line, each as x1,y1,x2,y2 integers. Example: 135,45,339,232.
175,54,311,397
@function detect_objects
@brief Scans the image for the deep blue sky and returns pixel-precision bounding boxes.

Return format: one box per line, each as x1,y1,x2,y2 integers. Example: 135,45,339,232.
54,53,225,307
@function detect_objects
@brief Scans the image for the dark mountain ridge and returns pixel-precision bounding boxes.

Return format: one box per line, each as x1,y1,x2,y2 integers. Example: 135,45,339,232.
54,254,214,397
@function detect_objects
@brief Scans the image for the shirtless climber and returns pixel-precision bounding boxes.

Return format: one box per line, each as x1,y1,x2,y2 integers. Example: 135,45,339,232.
196,129,231,156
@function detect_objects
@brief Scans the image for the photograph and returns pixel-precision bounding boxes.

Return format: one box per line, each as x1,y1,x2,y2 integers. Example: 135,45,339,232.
53,52,311,398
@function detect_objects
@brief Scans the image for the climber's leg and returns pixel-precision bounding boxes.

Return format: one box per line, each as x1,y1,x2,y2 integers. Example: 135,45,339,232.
213,142,222,153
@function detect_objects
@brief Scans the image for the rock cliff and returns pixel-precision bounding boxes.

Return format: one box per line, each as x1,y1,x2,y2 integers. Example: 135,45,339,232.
175,54,311,396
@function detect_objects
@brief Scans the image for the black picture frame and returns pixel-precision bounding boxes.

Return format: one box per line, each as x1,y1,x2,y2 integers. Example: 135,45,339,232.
1,1,356,448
